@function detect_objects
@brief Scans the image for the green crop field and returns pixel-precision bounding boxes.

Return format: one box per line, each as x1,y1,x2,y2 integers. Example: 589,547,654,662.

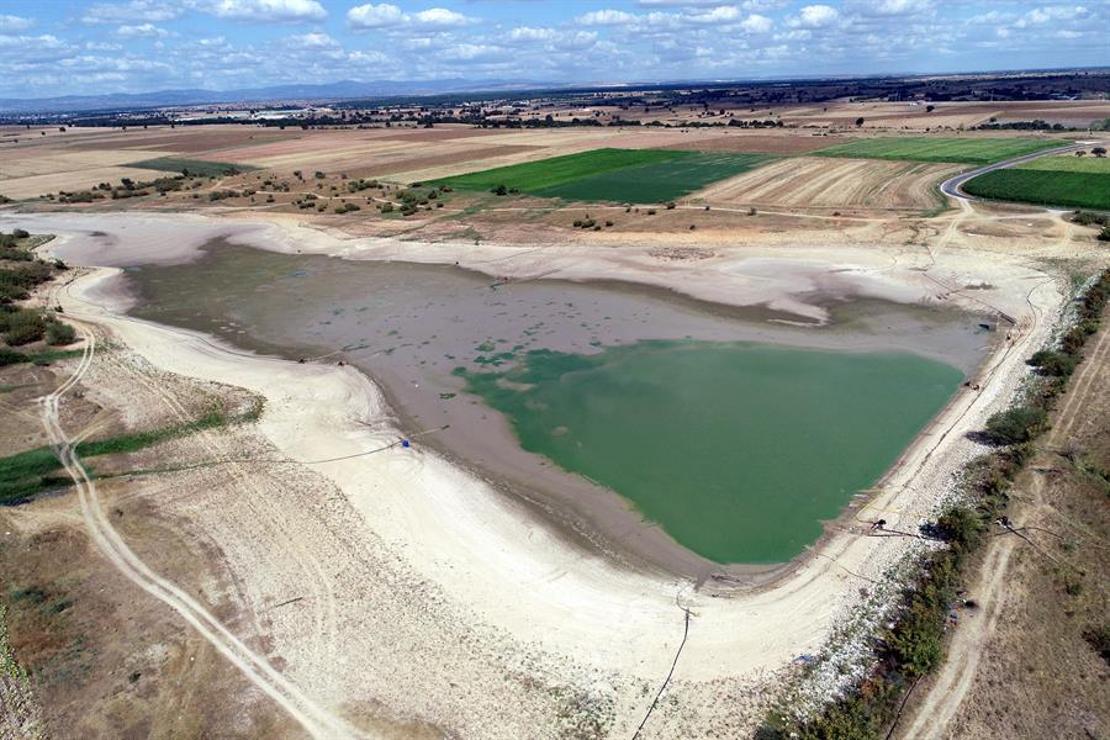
814,137,1062,165
432,148,684,192
129,157,254,177
962,169,1110,210
432,148,775,203
535,152,774,203
1017,155,1110,174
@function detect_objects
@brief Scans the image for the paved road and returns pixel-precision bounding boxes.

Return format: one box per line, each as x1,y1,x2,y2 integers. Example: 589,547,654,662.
939,140,1106,203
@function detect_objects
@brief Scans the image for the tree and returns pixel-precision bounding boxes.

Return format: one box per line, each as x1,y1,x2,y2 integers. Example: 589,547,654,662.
1093,146,1107,158
854,116,865,127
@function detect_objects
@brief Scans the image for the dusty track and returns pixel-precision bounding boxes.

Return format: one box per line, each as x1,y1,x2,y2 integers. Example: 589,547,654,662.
38,322,361,740
899,312,1110,739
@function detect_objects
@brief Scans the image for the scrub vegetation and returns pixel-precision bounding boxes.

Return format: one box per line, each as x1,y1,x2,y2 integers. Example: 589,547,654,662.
814,137,1060,165
1,229,79,357
760,267,1110,739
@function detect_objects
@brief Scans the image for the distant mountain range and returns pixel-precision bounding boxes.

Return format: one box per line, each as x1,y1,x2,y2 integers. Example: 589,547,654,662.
0,78,562,115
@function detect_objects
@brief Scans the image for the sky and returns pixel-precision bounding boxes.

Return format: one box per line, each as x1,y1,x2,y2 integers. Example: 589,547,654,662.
0,0,1105,99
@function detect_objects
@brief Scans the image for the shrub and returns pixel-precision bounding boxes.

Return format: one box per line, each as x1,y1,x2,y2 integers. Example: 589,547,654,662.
2,309,46,346
1099,226,1110,242
932,505,984,550
45,320,77,346
1070,210,1108,227
0,347,26,366
984,406,1047,445
1084,624,1110,664
1028,349,1078,377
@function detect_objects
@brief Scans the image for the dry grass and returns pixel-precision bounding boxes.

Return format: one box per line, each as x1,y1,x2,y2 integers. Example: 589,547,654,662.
0,166,170,199
697,156,958,210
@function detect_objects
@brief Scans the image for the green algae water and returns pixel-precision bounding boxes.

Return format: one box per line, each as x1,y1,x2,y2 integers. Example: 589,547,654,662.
456,340,962,564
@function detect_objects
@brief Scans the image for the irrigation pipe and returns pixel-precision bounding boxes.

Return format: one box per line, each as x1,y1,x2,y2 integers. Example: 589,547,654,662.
631,606,691,739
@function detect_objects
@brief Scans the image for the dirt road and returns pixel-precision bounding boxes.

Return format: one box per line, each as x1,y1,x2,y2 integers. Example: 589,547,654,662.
898,311,1110,739
39,323,361,740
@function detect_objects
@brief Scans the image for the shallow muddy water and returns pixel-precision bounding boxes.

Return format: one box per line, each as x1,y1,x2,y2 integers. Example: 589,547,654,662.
123,243,985,566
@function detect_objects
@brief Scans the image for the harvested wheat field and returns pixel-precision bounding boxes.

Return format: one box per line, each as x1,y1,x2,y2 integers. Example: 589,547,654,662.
0,148,179,198
662,132,853,155
778,100,1110,130
697,157,959,210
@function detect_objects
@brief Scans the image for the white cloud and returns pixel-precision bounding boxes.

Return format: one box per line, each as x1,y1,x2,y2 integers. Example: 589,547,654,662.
440,43,503,61
0,14,33,33
788,4,839,27
577,9,636,26
286,31,338,48
861,0,932,15
741,13,773,32
347,49,390,64
205,0,326,22
412,8,470,27
347,4,474,30
509,26,555,42
507,27,598,50
1019,5,1088,25
117,23,170,38
82,1,183,24
0,33,65,51
687,6,743,23
347,3,404,28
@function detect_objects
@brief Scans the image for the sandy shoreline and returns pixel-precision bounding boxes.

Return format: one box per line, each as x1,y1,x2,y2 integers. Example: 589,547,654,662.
4,209,1067,697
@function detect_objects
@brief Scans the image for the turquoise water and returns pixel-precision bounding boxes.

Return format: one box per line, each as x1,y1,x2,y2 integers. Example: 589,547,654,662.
456,340,962,563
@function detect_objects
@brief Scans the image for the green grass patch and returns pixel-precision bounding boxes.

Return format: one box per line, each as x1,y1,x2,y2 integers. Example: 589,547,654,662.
0,347,83,368
814,137,1062,165
0,405,236,505
962,169,1110,210
1017,155,1110,174
128,157,254,177
535,152,775,203
431,148,775,203
431,148,687,193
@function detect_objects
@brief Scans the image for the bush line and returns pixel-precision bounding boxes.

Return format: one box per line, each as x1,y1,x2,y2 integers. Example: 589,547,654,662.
760,268,1110,739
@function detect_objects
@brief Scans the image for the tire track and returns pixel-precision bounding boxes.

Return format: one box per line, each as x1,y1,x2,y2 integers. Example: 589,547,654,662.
40,323,360,739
